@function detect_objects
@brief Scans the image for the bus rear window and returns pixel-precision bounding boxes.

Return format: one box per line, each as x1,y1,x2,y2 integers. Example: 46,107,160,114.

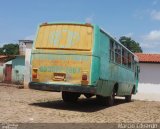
35,24,93,51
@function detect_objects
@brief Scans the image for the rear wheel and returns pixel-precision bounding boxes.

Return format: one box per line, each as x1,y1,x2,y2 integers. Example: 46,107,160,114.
62,91,80,103
125,95,132,102
107,94,114,106
96,90,115,106
125,87,134,102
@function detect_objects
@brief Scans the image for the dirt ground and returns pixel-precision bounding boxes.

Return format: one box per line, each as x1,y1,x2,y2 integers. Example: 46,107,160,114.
0,86,160,123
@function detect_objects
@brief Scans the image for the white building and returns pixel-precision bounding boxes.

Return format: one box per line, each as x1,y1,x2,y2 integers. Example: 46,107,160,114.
133,53,160,101
136,53,160,84
136,53,160,93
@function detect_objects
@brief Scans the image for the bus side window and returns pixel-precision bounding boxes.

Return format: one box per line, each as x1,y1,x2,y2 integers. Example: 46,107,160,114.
137,66,139,79
110,39,114,62
122,49,128,67
132,56,134,71
128,53,132,69
115,43,121,64
135,65,139,79
135,65,137,78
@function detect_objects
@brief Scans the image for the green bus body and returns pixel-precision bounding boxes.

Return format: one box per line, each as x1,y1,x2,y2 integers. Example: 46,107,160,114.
29,23,139,104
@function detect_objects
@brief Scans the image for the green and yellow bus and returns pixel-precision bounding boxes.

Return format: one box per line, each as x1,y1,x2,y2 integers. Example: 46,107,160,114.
29,23,139,106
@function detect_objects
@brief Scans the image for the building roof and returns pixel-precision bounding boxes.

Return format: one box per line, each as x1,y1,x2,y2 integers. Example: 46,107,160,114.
19,40,33,44
135,53,160,63
0,55,16,63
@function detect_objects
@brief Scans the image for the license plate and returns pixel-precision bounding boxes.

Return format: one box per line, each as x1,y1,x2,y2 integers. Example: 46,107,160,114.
53,73,66,81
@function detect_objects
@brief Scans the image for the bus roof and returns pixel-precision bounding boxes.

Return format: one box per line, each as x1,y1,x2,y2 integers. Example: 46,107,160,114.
40,22,93,27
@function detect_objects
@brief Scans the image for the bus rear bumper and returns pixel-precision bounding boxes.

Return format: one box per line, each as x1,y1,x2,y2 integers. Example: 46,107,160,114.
29,82,97,94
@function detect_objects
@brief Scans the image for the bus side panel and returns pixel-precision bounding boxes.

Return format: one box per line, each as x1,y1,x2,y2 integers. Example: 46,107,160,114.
99,32,110,80
90,25,100,86
94,29,137,96
95,30,114,96
116,67,135,95
108,61,136,96
90,56,100,85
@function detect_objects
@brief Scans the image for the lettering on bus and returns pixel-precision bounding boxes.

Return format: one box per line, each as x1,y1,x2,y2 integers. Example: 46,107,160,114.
39,66,81,74
33,59,90,67
32,54,89,61
50,30,80,48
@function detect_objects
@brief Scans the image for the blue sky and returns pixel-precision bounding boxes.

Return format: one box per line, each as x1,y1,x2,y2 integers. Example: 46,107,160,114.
0,0,160,53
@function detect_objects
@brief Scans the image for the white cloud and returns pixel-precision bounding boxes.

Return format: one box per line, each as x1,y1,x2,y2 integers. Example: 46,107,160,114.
143,30,160,42
24,34,35,40
151,10,160,21
140,30,160,53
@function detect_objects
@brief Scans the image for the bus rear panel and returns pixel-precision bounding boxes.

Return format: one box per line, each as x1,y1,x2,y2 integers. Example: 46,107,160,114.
30,23,97,93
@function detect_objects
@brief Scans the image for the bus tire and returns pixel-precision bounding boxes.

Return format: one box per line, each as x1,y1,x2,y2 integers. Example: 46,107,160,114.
96,95,107,106
106,92,114,106
125,95,132,102
96,91,115,106
62,91,80,103
125,86,134,102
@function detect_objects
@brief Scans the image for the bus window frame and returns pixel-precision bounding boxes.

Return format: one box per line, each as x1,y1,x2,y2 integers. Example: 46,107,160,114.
109,38,135,72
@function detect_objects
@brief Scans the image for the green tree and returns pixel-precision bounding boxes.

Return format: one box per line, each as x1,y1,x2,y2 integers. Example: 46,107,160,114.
119,36,143,53
1,43,19,55
0,48,3,54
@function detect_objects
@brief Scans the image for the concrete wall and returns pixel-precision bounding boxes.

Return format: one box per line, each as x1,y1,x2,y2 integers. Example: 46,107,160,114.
133,83,160,101
12,56,25,84
26,43,33,49
139,63,160,84
24,49,31,88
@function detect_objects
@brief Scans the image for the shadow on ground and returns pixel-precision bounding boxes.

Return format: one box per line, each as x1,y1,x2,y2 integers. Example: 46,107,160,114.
30,97,132,112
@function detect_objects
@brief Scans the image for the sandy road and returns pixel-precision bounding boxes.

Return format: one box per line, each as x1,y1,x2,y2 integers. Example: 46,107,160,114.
0,86,160,123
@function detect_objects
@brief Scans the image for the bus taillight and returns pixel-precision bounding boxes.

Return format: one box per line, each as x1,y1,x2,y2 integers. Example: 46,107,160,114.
32,68,38,79
82,74,87,81
81,72,89,85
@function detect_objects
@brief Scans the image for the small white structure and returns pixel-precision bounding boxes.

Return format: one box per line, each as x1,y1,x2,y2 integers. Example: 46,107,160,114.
19,40,33,55
18,40,33,88
24,49,32,88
